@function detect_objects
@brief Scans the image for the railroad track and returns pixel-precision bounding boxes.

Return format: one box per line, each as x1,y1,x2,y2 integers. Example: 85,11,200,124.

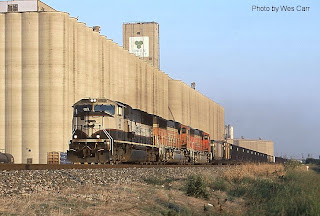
0,163,224,171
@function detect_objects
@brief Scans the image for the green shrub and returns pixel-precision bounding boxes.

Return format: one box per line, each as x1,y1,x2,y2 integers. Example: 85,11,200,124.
209,177,229,191
185,175,209,199
247,170,320,215
284,160,302,171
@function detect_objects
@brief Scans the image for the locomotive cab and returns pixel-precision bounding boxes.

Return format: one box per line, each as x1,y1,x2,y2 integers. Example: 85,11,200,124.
67,98,124,164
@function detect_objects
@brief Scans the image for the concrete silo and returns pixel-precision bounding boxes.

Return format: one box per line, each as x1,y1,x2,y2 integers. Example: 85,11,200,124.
1,0,226,163
0,14,5,153
22,12,40,163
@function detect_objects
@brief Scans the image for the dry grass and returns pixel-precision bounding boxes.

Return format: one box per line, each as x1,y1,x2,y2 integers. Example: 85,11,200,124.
221,163,285,181
0,181,205,216
0,164,295,216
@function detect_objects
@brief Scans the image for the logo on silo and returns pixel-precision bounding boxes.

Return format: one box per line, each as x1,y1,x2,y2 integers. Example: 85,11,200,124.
129,37,149,57
135,41,144,49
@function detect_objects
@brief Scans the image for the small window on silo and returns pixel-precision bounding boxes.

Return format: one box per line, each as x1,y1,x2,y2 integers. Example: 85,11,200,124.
137,32,141,35
8,4,18,12
149,57,152,60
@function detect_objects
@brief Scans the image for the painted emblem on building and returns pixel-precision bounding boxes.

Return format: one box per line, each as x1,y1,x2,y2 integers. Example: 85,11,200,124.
135,41,144,49
129,37,149,57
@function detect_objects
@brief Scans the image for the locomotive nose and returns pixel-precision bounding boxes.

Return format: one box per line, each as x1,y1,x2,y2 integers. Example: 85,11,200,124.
82,146,92,158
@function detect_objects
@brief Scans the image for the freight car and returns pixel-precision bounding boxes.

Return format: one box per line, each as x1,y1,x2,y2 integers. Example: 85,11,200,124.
67,98,272,164
275,156,288,164
0,153,14,164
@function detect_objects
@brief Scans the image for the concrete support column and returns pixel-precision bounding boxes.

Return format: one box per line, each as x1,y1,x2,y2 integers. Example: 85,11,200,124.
39,13,65,163
102,40,111,99
76,23,86,101
22,13,40,163
85,27,93,98
5,13,22,163
0,14,5,153
127,55,137,108
98,35,103,98
91,32,99,98
62,15,71,152
146,64,153,114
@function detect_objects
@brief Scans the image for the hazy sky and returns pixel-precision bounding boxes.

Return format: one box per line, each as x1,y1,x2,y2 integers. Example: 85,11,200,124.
45,0,320,159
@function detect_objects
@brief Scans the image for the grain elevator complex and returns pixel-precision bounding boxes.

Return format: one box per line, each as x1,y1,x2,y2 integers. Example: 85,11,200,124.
0,0,273,164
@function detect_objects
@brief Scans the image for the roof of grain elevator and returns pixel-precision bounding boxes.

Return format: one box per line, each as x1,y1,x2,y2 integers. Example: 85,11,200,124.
0,0,56,12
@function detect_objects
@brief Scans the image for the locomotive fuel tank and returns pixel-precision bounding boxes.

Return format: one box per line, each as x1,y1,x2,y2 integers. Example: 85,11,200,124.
125,149,147,162
196,152,209,164
166,149,186,164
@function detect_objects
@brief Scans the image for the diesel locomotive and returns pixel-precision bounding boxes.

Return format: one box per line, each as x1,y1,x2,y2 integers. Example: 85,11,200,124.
67,98,273,164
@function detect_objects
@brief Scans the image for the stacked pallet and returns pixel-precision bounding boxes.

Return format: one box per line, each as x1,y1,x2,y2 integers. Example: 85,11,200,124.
47,152,60,164
47,152,71,164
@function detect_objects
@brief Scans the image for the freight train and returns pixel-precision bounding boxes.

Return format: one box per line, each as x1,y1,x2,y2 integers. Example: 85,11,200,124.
67,98,274,164
0,152,14,164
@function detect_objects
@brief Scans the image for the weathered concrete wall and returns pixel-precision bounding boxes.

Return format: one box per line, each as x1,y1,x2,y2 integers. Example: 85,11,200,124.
168,80,225,141
22,12,39,163
0,14,5,153
38,1,56,12
123,22,159,68
2,11,224,163
5,13,23,163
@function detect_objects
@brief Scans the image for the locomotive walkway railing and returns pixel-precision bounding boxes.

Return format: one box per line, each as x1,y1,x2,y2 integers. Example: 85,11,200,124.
103,129,114,156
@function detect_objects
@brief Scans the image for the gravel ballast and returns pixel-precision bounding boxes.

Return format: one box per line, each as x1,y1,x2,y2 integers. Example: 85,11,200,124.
0,167,224,196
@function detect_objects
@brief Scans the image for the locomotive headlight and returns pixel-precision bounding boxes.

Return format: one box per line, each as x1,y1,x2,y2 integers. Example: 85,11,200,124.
73,135,78,139
96,134,100,139
90,99,94,102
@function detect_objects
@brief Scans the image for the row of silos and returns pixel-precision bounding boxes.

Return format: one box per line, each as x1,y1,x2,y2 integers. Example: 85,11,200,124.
1,11,223,163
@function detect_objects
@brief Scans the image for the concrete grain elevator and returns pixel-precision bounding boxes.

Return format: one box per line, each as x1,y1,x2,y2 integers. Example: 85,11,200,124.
0,0,225,164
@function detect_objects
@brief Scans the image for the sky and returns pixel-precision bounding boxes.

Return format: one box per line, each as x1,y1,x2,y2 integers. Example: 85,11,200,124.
44,0,320,159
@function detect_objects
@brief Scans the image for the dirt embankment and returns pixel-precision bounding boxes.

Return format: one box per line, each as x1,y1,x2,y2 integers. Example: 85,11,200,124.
0,164,285,215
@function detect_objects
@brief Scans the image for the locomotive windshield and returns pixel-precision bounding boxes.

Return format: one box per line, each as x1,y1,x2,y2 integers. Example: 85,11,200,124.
94,104,115,115
74,105,92,114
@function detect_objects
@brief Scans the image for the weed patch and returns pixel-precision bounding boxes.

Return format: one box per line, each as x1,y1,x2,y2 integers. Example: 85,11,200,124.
185,175,209,200
209,177,229,191
218,165,320,215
